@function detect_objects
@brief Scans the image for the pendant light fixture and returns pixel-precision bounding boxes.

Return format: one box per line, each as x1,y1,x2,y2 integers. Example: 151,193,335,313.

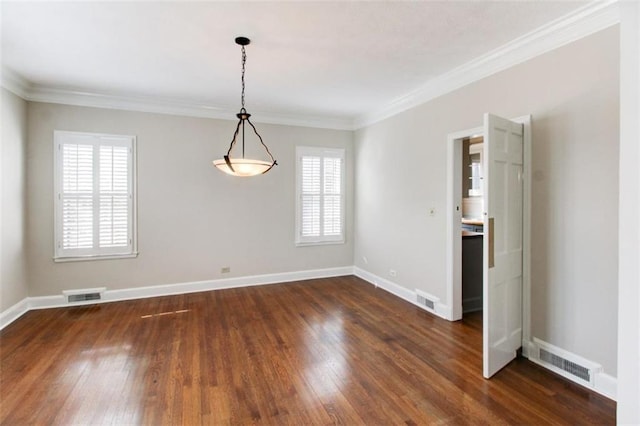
213,36,277,177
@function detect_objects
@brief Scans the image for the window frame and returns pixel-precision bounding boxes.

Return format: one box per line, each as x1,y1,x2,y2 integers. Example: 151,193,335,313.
295,146,346,246
53,130,138,262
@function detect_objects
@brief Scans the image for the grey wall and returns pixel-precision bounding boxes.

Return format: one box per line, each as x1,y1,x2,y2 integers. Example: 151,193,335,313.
1,88,28,311
26,103,354,296
354,27,619,375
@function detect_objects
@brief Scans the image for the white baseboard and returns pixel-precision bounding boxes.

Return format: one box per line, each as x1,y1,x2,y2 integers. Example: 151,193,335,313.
521,339,536,359
525,337,617,401
0,298,29,330
353,266,450,320
102,266,354,305
0,266,354,329
593,372,618,401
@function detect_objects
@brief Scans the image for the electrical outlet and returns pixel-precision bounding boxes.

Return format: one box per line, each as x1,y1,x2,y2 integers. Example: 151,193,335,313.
389,269,397,277
221,266,231,274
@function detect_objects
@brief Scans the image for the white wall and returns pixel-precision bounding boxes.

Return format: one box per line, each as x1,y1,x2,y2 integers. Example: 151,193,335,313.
26,103,354,296
617,0,640,421
354,27,619,375
1,88,28,311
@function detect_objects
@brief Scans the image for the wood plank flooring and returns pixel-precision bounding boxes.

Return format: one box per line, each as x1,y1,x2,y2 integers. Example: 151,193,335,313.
0,276,615,425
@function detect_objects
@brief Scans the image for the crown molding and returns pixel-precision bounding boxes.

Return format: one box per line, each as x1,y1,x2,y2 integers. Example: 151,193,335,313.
1,67,29,99
1,69,354,131
353,0,621,129
1,1,620,132
29,85,355,130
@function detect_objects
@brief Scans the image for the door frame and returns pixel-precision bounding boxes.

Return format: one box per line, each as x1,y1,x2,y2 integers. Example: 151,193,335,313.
445,115,532,357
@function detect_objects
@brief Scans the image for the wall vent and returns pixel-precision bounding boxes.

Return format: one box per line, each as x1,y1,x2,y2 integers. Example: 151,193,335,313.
63,287,106,304
539,348,591,381
67,292,102,303
417,294,435,310
415,289,439,313
529,335,609,388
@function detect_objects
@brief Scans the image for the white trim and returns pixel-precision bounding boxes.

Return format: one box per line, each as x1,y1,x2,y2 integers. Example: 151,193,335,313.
519,115,533,352
28,295,66,310
594,373,618,401
521,339,536,359
105,266,354,303
1,2,619,132
353,1,619,129
295,241,345,248
0,298,29,330
526,337,617,401
62,287,107,297
445,115,532,338
53,253,139,263
0,72,353,131
0,266,354,328
1,67,29,99
353,267,450,320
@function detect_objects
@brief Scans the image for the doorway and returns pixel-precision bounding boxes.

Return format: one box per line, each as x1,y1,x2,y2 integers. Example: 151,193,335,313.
446,114,532,378
461,135,485,316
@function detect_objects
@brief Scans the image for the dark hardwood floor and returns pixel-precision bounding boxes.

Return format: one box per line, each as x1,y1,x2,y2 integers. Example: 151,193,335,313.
0,276,615,425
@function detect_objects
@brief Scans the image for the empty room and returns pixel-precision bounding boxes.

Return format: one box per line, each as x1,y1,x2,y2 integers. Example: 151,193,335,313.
1,1,639,424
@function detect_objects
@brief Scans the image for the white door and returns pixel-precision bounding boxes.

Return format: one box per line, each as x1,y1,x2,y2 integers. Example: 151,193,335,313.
482,113,524,378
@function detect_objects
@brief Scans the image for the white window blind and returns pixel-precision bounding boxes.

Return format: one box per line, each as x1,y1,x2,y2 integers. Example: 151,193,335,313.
296,147,345,245
54,131,137,260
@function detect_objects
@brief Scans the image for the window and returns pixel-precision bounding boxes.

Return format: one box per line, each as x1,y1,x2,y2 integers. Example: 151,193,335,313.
468,142,483,197
296,146,345,245
54,131,137,261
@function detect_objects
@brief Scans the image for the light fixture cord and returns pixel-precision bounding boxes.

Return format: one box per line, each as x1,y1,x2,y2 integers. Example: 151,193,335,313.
226,44,247,158
241,45,246,109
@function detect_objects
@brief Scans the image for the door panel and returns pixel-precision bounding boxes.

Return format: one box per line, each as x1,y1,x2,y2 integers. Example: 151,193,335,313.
483,113,524,378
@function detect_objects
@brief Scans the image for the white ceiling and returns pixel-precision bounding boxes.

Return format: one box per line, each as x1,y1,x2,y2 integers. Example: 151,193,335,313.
2,1,591,126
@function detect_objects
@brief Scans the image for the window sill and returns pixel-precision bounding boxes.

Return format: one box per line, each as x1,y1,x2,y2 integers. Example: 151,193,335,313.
295,240,345,247
53,252,139,263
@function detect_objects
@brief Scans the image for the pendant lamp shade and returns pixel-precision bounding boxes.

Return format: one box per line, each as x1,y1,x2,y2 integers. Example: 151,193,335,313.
213,37,277,177
213,159,274,177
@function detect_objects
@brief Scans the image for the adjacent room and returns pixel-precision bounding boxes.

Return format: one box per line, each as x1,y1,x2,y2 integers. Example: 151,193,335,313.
1,1,639,424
